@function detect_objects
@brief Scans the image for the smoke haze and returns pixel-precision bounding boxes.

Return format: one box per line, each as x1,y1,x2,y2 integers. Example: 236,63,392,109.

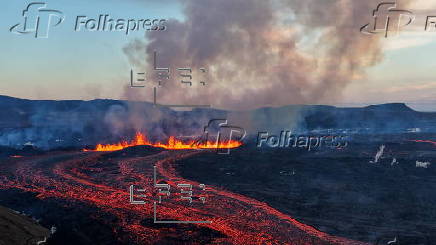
123,0,412,110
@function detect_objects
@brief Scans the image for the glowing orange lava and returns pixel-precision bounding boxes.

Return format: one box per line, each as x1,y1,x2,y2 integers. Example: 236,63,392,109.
411,140,436,146
84,132,242,152
10,155,23,158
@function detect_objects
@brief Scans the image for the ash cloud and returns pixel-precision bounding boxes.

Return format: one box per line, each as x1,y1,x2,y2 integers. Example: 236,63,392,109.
124,0,412,110
0,1,418,150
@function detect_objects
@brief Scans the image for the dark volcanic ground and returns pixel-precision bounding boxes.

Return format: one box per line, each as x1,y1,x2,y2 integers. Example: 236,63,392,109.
0,205,50,245
0,134,435,244
177,134,436,245
0,146,362,245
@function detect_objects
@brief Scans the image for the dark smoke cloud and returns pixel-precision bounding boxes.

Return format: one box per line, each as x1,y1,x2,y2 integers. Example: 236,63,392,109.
123,0,412,110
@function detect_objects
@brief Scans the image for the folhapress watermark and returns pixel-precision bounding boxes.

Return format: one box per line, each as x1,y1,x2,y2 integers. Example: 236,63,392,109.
360,2,414,38
361,1,436,37
257,131,348,151
193,119,246,155
10,2,64,38
74,15,166,35
10,2,167,38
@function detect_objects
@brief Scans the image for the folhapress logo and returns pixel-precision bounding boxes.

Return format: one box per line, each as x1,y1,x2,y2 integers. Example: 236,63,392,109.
360,2,414,38
10,2,64,38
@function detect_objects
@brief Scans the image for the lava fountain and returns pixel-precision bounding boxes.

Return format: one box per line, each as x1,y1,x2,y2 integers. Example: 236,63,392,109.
84,132,242,152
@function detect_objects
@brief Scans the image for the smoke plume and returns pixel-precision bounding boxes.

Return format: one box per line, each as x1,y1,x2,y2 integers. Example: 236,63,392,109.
123,0,412,110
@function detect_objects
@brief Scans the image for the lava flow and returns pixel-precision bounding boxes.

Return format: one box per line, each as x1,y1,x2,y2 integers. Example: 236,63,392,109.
411,139,436,146
0,148,368,245
9,155,23,158
84,132,242,152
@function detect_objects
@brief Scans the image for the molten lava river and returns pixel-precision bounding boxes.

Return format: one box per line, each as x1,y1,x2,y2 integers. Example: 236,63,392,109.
0,136,367,244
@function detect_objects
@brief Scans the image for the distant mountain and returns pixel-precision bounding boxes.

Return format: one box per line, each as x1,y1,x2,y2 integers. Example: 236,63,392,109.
0,95,435,149
298,103,433,132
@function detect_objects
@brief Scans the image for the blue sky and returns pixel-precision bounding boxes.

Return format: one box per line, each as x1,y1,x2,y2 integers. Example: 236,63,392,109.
1,0,436,111
0,0,182,100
